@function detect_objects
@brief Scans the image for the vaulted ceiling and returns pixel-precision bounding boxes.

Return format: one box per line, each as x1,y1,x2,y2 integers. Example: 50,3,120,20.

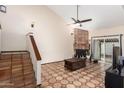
47,5,124,30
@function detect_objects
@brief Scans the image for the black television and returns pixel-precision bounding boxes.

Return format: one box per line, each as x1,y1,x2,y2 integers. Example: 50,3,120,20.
112,46,120,69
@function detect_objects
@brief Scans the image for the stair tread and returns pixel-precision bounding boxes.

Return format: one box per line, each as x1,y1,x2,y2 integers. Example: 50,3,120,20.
0,51,36,88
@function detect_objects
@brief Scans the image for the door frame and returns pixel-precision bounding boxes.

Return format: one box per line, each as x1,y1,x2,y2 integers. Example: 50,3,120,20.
91,34,123,63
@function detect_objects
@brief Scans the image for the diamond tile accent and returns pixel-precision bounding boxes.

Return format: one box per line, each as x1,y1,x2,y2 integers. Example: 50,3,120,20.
73,81,82,87
67,77,74,82
61,80,68,85
66,84,75,88
56,76,63,80
53,83,61,88
79,78,87,83
49,78,56,84
91,80,100,85
86,82,95,88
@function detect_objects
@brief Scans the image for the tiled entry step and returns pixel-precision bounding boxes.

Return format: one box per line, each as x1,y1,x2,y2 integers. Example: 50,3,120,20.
0,52,36,88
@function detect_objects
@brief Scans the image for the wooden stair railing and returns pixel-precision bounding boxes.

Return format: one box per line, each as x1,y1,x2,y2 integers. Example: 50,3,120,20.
29,35,41,61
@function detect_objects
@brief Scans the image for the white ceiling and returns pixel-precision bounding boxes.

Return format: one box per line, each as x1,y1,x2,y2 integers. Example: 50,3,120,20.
47,5,124,30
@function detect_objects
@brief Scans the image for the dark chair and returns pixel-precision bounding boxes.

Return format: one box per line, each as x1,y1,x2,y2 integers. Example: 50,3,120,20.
74,49,87,58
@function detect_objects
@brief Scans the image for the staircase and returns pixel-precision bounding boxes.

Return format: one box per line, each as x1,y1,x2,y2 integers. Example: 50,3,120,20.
0,51,36,88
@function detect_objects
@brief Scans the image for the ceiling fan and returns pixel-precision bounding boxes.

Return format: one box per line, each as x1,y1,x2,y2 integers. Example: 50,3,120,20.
71,5,92,27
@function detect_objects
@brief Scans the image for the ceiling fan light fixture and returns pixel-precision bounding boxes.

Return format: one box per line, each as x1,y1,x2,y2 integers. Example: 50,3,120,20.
70,5,92,25
79,24,82,27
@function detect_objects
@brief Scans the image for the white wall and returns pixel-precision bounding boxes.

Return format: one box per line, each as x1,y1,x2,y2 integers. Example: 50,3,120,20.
0,5,74,63
89,25,124,56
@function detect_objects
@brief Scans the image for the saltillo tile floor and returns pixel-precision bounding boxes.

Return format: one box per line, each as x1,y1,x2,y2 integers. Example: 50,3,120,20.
41,61,111,88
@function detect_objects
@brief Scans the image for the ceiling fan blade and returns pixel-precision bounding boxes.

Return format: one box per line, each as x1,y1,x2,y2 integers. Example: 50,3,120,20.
71,17,77,23
79,19,92,23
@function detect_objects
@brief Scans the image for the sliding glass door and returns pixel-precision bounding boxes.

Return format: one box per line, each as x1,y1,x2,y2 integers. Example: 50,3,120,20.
100,41,105,61
105,39,120,63
91,35,122,64
92,39,101,60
